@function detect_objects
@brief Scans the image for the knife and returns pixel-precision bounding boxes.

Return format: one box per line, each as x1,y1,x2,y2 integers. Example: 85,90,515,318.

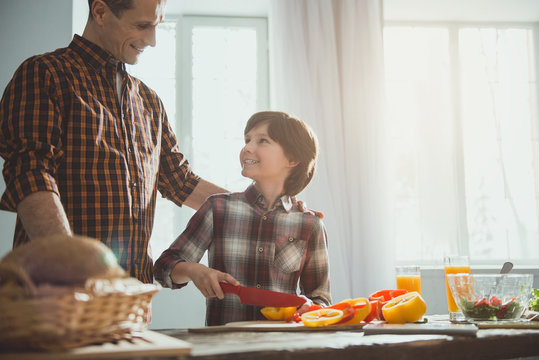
220,282,306,307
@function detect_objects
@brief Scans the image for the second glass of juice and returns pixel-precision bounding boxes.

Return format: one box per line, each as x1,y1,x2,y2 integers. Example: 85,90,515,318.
395,265,421,294
444,255,470,321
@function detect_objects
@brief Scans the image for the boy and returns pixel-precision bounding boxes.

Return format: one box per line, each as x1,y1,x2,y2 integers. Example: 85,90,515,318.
154,111,330,325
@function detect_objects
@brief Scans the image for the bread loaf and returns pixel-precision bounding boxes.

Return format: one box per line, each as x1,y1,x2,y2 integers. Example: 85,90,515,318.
0,235,126,286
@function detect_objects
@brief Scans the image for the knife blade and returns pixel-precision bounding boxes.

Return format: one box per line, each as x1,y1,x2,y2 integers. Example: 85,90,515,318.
220,282,306,307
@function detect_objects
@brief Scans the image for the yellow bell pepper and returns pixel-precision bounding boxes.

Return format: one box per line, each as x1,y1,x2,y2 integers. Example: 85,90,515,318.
260,306,297,321
301,308,344,327
382,291,427,324
338,297,372,325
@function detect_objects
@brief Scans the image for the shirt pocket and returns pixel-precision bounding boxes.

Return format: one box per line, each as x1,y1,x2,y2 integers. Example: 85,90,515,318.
273,235,306,274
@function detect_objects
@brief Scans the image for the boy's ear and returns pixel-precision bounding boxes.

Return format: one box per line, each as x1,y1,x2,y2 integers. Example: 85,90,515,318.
288,160,299,168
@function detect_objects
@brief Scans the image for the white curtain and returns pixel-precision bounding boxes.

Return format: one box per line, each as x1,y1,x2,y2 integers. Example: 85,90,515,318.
269,0,394,301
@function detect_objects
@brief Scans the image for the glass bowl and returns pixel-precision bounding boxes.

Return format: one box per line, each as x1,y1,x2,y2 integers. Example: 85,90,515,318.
446,273,533,321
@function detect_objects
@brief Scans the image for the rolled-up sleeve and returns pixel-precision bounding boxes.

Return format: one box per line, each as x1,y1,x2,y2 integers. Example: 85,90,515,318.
154,198,214,288
0,57,63,211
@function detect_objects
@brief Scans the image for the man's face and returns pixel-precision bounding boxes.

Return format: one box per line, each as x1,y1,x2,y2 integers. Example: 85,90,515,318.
100,0,166,64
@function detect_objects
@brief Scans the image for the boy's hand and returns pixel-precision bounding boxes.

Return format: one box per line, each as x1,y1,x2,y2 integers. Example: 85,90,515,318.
187,263,239,299
291,197,324,219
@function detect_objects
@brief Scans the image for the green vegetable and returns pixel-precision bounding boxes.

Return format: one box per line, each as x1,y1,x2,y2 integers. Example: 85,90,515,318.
529,289,539,311
459,297,522,320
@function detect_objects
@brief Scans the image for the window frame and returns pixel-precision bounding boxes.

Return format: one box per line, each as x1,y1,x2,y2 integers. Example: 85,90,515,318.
384,20,539,266
155,15,269,239
178,15,269,165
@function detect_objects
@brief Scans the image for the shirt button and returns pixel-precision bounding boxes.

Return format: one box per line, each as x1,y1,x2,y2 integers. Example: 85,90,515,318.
133,183,137,187
256,284,261,289
288,237,294,242
263,216,267,220
128,148,132,153
258,247,263,253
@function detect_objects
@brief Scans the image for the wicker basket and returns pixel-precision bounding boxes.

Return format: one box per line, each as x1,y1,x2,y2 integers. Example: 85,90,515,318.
0,262,160,351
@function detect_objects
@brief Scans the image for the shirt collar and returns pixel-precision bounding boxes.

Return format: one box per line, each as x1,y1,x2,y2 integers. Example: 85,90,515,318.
244,184,293,213
69,34,124,73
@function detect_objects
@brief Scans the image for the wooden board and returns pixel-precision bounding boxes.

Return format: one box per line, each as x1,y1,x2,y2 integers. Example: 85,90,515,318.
188,320,366,333
363,322,478,337
0,330,191,360
476,321,539,330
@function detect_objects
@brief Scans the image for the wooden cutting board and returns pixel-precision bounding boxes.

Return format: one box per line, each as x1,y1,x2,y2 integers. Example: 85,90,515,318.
189,320,366,333
363,322,478,337
476,321,539,330
0,330,191,360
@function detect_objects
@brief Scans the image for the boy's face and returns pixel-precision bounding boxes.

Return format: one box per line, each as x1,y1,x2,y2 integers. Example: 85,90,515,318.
240,122,297,188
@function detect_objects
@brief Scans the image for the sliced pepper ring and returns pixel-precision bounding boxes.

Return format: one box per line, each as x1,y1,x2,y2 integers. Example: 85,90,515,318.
301,308,344,327
382,291,427,324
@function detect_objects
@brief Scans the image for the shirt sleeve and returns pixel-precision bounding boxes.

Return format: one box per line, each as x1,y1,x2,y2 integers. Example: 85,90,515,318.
157,108,200,207
299,216,332,306
154,197,214,289
0,57,63,211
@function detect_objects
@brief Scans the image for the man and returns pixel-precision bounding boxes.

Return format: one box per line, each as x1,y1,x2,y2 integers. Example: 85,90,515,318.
0,0,226,283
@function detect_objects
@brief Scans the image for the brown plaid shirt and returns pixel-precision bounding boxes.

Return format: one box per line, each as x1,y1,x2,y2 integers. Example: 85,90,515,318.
154,185,331,326
0,35,200,283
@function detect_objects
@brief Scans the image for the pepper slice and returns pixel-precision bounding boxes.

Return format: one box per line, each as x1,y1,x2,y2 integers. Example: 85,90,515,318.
382,292,427,324
337,298,371,325
260,306,298,321
363,300,380,323
368,289,408,320
327,302,355,324
301,308,344,327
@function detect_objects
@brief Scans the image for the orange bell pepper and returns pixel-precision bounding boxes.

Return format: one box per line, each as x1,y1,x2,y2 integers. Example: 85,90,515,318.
381,291,427,324
368,289,408,320
337,298,371,325
260,306,298,321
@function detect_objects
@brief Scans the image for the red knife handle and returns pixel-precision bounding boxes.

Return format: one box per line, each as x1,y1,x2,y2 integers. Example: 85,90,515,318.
220,282,240,295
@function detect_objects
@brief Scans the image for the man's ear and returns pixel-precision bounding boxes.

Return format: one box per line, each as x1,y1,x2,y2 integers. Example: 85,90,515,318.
90,0,108,25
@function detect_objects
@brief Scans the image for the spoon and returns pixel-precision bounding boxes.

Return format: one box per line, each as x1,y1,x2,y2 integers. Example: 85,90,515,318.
500,261,513,274
486,262,513,302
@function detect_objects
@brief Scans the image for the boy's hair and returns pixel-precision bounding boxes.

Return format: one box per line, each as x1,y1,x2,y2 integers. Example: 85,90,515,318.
244,111,318,196
88,0,133,19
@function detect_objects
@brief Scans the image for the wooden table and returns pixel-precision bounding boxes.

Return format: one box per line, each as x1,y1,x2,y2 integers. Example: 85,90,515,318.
159,317,539,360
3,317,539,359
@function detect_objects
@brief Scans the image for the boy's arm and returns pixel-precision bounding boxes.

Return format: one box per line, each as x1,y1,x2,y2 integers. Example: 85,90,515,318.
171,261,239,299
154,196,239,298
300,218,331,305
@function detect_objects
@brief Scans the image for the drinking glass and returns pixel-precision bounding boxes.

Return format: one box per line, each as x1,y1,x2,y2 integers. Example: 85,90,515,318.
444,255,470,321
395,265,422,294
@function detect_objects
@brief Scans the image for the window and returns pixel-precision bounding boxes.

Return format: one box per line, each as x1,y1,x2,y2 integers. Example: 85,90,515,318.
384,23,539,265
127,16,268,259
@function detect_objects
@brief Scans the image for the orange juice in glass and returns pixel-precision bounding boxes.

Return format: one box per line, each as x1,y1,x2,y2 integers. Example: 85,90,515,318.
395,266,421,294
444,256,470,321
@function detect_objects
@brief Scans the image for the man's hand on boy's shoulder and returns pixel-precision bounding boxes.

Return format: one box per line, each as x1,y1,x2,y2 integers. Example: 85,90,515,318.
291,197,324,219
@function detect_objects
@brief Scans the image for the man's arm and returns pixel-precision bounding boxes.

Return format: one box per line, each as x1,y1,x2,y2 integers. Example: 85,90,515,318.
183,178,228,210
17,191,72,240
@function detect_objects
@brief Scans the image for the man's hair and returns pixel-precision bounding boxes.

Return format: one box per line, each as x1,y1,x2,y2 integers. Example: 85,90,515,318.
88,0,134,18
244,111,318,196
